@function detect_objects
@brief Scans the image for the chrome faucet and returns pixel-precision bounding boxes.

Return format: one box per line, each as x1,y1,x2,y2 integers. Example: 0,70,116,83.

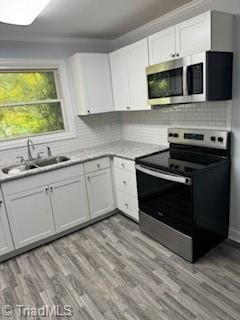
27,139,35,161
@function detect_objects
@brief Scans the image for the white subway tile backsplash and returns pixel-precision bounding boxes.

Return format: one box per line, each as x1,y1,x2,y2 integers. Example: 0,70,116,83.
0,101,232,165
0,112,122,165
120,101,232,145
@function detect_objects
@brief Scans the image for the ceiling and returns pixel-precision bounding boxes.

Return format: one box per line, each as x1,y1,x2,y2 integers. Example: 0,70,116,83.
0,0,193,40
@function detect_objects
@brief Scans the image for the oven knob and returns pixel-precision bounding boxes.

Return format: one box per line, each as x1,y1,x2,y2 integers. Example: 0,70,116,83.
173,134,179,138
211,136,216,142
218,137,224,143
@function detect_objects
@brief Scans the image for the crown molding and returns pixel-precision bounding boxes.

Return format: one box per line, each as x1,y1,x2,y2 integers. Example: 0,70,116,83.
113,0,212,49
0,34,113,46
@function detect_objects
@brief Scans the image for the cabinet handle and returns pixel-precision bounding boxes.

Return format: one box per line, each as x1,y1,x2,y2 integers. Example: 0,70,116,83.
0,200,2,206
126,107,130,110
176,53,180,57
97,164,100,169
171,53,175,58
45,187,49,193
87,110,91,114
121,163,125,168
50,187,53,192
123,180,127,185
125,203,129,209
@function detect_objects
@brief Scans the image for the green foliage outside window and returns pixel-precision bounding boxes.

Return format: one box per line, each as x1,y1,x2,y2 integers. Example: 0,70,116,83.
0,71,65,140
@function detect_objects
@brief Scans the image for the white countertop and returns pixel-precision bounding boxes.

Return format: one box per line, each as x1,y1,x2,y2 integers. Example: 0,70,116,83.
0,140,168,183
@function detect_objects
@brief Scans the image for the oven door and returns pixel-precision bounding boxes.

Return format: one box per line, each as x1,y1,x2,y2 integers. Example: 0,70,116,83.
136,164,193,236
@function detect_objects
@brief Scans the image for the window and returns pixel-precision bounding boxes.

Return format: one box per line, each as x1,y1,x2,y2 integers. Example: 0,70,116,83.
0,59,76,150
0,70,65,140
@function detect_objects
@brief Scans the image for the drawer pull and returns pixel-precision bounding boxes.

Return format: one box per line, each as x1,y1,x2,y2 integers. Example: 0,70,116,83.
97,164,100,168
123,180,127,185
125,203,129,209
45,187,49,193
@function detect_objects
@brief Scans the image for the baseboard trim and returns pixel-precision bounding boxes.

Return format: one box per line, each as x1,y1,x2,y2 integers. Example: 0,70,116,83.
229,228,240,243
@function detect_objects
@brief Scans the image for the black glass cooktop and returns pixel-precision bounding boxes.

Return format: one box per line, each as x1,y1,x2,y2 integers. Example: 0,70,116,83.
136,148,225,176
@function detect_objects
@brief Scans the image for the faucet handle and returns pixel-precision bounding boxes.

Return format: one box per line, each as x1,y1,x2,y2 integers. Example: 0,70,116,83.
16,156,25,163
47,146,52,157
37,152,44,159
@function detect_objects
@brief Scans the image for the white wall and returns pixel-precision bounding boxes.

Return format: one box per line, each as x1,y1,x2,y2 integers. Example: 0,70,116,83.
229,13,240,242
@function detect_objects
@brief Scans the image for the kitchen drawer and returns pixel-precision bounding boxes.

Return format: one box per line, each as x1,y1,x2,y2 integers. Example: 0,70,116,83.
113,157,135,172
84,157,110,174
117,190,139,221
114,168,137,197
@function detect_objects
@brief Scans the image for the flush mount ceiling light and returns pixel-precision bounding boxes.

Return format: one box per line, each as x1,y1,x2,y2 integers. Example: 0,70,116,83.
0,0,51,26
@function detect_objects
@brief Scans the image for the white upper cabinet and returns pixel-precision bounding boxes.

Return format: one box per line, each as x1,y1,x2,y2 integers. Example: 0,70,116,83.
125,39,150,110
69,53,114,115
148,11,233,65
148,26,176,65
110,39,150,111
110,48,129,110
175,12,211,58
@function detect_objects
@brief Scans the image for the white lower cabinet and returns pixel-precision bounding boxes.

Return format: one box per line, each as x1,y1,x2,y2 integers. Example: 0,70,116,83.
113,157,139,221
86,167,115,219
0,193,14,255
50,176,89,233
117,190,139,221
5,186,55,249
2,164,90,249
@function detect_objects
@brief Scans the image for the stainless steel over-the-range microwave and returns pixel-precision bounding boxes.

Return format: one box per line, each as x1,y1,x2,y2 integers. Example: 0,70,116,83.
146,51,233,106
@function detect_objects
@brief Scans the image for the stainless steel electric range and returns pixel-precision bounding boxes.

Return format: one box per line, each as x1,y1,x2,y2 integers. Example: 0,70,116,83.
136,128,231,262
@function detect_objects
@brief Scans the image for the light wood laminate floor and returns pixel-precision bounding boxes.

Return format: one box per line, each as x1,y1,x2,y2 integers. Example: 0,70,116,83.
0,214,240,320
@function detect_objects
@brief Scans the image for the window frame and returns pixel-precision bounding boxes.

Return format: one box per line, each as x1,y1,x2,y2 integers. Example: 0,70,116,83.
0,59,76,151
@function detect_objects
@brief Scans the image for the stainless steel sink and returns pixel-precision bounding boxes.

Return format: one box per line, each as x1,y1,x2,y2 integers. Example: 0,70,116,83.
2,163,39,175
2,156,70,174
34,156,70,167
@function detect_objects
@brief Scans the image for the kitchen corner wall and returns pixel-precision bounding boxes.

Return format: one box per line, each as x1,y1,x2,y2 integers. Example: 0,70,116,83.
120,101,232,145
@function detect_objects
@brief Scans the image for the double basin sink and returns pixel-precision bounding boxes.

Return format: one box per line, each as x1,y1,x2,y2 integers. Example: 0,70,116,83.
2,156,70,175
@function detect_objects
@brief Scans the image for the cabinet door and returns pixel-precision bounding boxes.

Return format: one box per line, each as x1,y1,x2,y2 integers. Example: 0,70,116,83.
175,12,211,58
5,187,55,249
86,168,115,219
125,38,150,110
69,53,114,115
148,26,176,65
0,197,14,255
110,48,129,110
50,176,90,233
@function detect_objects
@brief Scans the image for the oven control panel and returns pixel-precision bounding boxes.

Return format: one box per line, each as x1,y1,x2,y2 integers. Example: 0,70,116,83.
168,128,229,149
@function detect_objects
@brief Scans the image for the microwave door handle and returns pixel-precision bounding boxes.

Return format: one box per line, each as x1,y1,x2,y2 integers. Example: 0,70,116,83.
183,65,188,96
136,165,192,185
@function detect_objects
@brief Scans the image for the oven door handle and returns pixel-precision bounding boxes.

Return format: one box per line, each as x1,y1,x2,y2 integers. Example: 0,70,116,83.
135,165,192,185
